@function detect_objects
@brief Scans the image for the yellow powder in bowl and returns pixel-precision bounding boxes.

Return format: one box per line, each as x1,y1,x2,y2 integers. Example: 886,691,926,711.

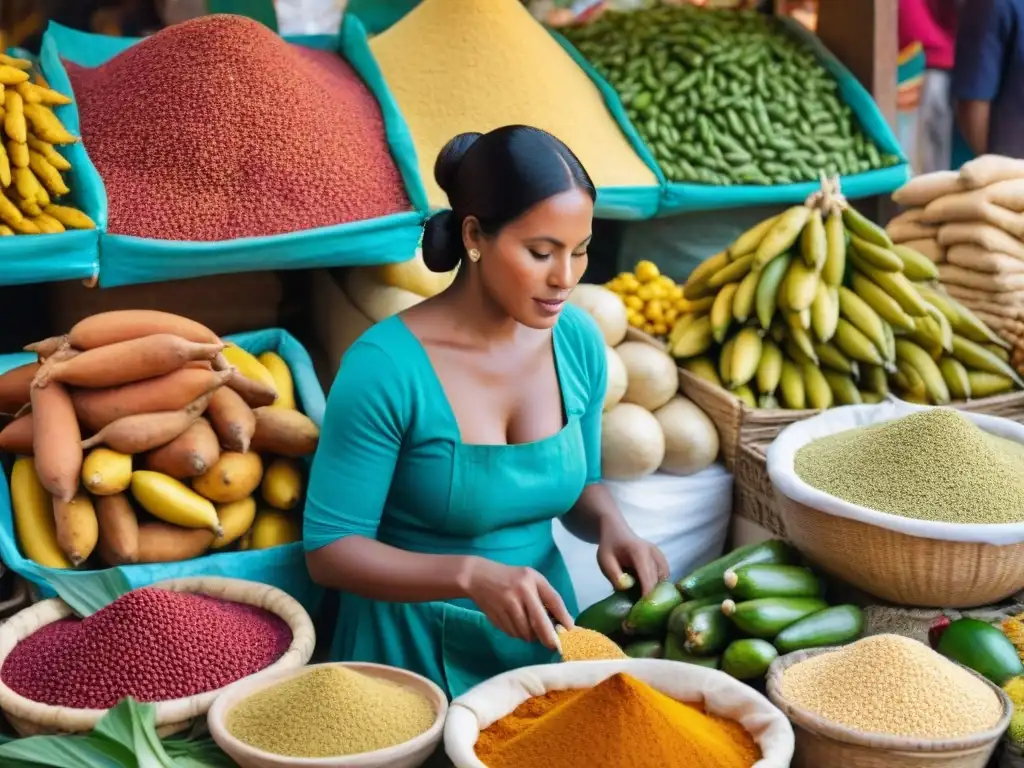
370,0,657,207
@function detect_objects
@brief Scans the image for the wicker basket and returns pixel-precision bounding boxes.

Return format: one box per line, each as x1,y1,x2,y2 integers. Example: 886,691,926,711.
733,442,787,537
952,390,1024,423
766,647,1012,768
775,490,1024,607
0,576,316,737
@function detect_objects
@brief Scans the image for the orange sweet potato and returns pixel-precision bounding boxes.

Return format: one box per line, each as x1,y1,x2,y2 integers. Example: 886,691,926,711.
0,362,39,414
206,387,255,453
24,335,65,358
144,417,221,478
73,367,231,432
225,369,278,407
250,407,320,457
136,522,215,563
95,493,139,566
80,393,211,454
35,334,224,389
31,380,81,502
61,310,220,350
0,413,33,454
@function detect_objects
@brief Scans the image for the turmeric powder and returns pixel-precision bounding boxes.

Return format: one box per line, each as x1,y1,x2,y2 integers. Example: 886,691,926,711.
475,673,759,768
557,626,626,662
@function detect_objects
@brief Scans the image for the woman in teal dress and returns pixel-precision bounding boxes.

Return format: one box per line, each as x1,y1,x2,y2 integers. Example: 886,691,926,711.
303,125,669,699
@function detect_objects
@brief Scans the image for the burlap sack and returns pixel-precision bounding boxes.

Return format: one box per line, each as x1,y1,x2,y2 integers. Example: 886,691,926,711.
922,190,1024,237
944,295,1024,322
960,154,1024,190
886,208,939,242
938,222,1024,261
984,178,1024,212
892,170,964,207
972,310,1024,343
944,282,1024,307
900,237,945,263
939,264,1024,292
947,243,1024,274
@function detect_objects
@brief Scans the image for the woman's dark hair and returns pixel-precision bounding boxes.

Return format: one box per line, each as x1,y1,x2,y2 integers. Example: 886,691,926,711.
421,126,597,273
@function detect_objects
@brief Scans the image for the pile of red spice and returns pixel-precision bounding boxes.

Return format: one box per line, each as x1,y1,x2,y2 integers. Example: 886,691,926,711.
1,588,292,709
65,14,411,241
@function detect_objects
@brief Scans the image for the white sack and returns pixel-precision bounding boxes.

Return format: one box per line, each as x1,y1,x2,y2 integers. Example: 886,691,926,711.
554,466,733,610
275,0,344,34
766,401,1024,545
444,659,794,768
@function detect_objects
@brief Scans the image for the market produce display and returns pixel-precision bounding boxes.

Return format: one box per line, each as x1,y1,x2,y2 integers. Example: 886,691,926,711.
779,634,1004,739
557,625,627,661
575,540,863,680
568,282,720,481
1,310,319,569
930,616,1024,686
369,0,656,209
0,54,96,235
0,587,291,708
563,6,900,186
795,408,1024,524
65,15,411,241
474,672,760,768
226,666,435,758
890,156,1024,377
667,180,1020,408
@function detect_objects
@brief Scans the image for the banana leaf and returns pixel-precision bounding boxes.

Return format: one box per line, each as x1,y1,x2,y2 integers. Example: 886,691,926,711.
43,567,132,617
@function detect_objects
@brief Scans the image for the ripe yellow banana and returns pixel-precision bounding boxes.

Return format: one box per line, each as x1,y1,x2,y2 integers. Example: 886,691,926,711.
895,339,951,404
822,209,846,287
786,313,818,363
786,261,819,312
681,356,722,388
684,252,729,300
810,283,838,343
755,253,791,330
834,318,885,366
258,352,296,410
938,357,971,400
708,253,755,289
950,335,1024,387
893,361,927,400
729,214,781,259
922,303,953,352
729,328,763,388
849,234,904,272
731,385,757,408
814,341,857,376
860,364,889,395
719,336,736,384
670,315,713,359
131,471,223,535
917,283,1011,349
802,362,833,409
837,287,888,360
800,208,827,270
849,271,916,331
843,206,894,249
754,205,812,270
732,270,760,323
11,457,72,569
891,244,940,281
711,284,739,343
779,358,806,409
669,313,699,349
853,263,930,317
823,370,862,405
967,371,1014,397
756,339,783,395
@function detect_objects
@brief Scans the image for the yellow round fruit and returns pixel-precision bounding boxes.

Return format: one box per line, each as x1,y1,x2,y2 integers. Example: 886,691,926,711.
652,323,668,336
624,295,644,311
628,311,645,328
635,260,660,283
669,285,684,300
645,301,665,323
642,322,657,335
619,274,640,293
605,278,623,293
664,308,679,325
635,284,655,302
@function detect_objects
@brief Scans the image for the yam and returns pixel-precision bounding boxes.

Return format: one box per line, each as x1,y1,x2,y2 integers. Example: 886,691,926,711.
31,380,81,502
192,451,263,503
983,178,1024,212
135,522,215,564
81,393,210,453
72,367,231,431
62,310,220,350
959,154,1024,189
225,368,278,407
947,244,1024,275
0,413,32,454
886,209,938,243
35,334,224,389
891,170,963,207
143,417,220,478
937,222,1024,261
251,407,320,457
53,493,98,566
24,335,64,359
95,493,139,566
206,387,255,452
0,362,38,413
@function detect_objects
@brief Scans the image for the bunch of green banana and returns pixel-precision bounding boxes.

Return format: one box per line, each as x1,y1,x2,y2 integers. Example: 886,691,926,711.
669,190,1021,409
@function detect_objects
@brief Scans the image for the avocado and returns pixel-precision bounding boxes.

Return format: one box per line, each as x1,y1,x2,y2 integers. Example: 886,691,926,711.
724,564,823,600
665,633,720,668
722,639,778,680
575,590,638,637
721,597,828,639
936,618,1024,686
774,605,863,654
624,639,663,659
666,594,727,637
677,540,797,598
622,580,683,636
684,604,733,655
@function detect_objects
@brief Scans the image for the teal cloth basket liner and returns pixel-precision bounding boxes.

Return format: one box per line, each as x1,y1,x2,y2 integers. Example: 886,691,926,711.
346,0,422,35
0,41,105,287
557,16,910,215
43,18,429,288
0,328,326,616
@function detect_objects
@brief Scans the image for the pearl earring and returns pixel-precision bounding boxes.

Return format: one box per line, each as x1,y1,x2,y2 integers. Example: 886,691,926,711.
468,248,481,262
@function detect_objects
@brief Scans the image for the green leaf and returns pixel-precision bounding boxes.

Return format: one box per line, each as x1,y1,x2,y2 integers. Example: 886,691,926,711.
164,738,238,768
43,569,132,617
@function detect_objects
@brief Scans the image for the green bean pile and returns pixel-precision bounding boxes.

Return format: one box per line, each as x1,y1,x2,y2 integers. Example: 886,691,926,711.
564,6,901,186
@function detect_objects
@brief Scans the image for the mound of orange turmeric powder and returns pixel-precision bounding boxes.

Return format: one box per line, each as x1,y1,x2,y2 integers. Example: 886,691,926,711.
475,672,760,768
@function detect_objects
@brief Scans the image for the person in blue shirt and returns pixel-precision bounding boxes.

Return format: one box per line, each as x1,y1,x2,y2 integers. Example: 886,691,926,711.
952,0,1024,159
303,125,669,699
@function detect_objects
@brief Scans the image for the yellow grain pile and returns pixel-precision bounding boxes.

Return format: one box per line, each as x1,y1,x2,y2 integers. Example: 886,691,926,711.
370,0,656,207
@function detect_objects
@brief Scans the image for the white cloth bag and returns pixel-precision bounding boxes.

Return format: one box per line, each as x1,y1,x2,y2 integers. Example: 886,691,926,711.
275,0,345,34
554,466,733,610
444,659,795,767
767,401,1024,545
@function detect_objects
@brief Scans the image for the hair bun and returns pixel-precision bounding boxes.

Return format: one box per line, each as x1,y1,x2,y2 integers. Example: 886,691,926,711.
421,209,462,273
434,132,483,198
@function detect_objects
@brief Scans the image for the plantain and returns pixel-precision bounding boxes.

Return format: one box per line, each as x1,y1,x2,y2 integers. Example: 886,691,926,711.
834,318,885,366
938,357,971,401
822,209,847,286
754,205,812,270
815,341,858,376
895,339,951,404
860,364,889,395
711,283,739,343
756,340,783,395
837,287,889,361
891,244,940,281
779,359,806,410
729,214,781,260
707,253,755,289
917,283,1012,349
853,262,931,317
729,328,763,388
801,208,827,270
732,385,757,408
719,337,736,385
967,371,1015,398
755,253,791,330
684,252,729,300
950,336,1024,388
823,370,862,405
732,270,760,323
681,357,722,388
849,271,916,331
802,362,833,410
670,315,713,359
786,260,819,312
785,313,818,363
893,361,927,400
843,205,894,248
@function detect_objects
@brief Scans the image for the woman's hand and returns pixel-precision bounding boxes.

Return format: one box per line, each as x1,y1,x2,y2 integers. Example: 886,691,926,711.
597,522,670,596
463,558,574,651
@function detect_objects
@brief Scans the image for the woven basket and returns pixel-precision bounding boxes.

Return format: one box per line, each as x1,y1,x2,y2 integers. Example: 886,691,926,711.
952,390,1024,423
733,442,787,537
775,490,1024,607
767,647,1012,768
0,576,316,737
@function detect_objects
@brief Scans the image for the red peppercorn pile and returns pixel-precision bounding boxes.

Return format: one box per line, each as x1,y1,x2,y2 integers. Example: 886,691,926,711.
1,588,292,709
65,14,411,241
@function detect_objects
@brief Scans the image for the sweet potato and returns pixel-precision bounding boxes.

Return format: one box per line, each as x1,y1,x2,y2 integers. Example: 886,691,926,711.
24,336,65,358
31,380,81,502
206,387,255,452
251,407,320,457
35,334,224,389
95,493,139,566
135,521,215,564
144,417,220,478
0,362,38,413
225,369,278,407
0,413,33,454
65,310,220,350
53,493,98,566
81,393,211,453
72,367,231,432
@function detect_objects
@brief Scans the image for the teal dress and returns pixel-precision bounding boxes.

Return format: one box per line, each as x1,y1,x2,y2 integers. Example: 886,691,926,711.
303,304,608,698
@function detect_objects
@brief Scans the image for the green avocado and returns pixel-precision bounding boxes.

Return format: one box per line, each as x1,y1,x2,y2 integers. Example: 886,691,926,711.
623,581,683,636
575,590,638,637
937,618,1024,686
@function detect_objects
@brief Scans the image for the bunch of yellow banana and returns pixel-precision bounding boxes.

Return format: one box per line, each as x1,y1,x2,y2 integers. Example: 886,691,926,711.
0,53,95,236
605,259,694,337
670,194,1022,409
